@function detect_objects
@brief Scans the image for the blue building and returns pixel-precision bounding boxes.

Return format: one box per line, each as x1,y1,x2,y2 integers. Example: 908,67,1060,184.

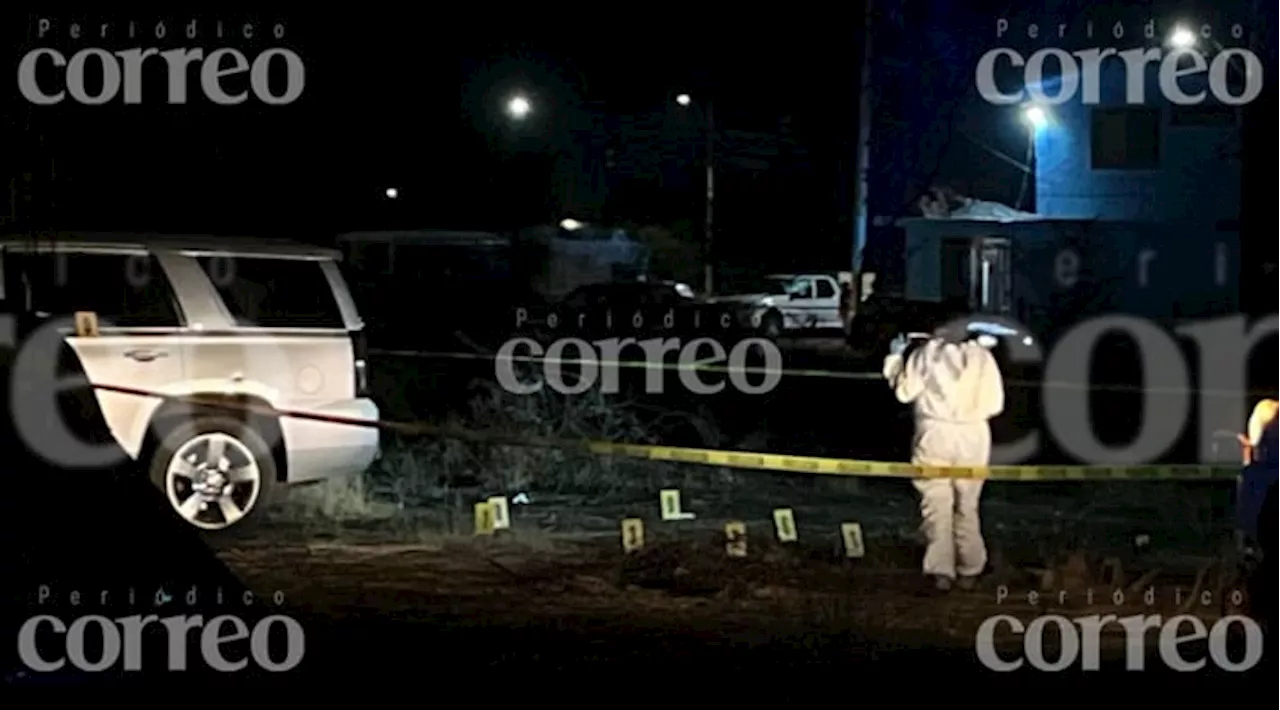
880,0,1269,337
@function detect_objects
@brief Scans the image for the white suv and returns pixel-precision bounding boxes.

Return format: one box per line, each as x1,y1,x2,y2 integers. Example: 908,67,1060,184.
0,233,380,532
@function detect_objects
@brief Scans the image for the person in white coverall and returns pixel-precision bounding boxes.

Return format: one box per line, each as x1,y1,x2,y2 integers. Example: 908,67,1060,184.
883,327,1005,592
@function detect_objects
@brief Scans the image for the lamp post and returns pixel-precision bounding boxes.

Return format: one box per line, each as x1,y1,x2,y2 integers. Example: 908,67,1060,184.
1016,105,1046,211
676,93,716,295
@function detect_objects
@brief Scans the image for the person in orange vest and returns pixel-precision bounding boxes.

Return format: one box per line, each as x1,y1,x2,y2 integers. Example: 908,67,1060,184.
1237,398,1277,634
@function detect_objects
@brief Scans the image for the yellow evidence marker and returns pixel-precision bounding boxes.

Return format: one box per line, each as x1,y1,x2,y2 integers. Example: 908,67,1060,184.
74,311,100,337
724,521,747,558
621,518,645,553
487,496,510,530
840,522,865,559
474,501,495,536
773,508,797,542
659,489,694,520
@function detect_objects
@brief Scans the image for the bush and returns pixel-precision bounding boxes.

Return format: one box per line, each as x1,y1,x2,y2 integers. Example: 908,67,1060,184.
369,378,685,500
277,372,693,526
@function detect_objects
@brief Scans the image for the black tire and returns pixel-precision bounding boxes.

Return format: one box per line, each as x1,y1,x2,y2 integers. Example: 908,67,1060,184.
147,416,278,535
760,310,784,340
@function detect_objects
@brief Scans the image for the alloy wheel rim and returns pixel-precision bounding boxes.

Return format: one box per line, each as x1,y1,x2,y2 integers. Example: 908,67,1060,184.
165,432,261,530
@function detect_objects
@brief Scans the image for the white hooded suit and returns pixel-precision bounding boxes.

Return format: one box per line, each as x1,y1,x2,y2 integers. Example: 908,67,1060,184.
883,337,1005,581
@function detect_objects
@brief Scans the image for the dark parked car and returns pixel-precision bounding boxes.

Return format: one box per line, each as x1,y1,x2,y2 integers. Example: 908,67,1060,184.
540,280,695,340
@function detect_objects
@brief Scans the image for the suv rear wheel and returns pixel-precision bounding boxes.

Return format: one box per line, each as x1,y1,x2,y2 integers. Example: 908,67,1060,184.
148,417,277,533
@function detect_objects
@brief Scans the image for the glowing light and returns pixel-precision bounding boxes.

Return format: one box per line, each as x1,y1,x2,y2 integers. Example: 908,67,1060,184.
385,187,398,199
675,93,691,106
559,218,583,230
1169,26,1196,49
1022,105,1047,129
507,95,531,118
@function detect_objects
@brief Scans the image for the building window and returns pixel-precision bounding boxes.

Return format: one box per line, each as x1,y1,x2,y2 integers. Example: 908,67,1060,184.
1091,107,1161,170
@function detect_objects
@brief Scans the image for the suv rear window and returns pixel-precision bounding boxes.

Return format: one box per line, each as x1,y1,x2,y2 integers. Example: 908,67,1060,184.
14,252,182,328
197,257,345,329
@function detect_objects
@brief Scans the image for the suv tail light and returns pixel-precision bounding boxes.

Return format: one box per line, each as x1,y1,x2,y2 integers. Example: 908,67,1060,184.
352,330,370,398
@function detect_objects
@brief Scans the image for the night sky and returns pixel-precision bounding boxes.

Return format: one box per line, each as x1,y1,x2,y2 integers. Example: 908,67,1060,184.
0,3,1274,287
0,11,865,272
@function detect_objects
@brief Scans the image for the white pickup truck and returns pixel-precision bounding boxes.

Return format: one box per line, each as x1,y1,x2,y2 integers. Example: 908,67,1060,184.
706,273,843,339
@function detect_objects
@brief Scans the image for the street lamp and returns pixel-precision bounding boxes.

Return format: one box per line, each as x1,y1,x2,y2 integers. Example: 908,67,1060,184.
676,92,716,295
1021,105,1047,130
506,95,531,119
1169,25,1197,49
1167,23,1249,85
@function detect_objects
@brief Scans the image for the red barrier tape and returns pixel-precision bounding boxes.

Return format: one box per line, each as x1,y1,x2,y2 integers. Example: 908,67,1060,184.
89,382,576,451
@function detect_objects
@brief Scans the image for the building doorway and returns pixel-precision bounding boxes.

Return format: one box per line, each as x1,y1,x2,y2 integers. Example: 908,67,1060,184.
940,236,1012,314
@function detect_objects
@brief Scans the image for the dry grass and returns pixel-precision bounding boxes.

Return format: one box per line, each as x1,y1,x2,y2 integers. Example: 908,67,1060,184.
267,364,1240,571
367,378,687,498
270,372,708,531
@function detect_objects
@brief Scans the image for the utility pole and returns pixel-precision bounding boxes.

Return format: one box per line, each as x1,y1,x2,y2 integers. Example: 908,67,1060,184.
851,0,874,281
703,99,715,296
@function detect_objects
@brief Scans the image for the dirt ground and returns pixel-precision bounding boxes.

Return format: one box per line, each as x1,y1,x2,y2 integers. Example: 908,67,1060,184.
5,469,1266,695
211,495,1269,692
235,336,1275,692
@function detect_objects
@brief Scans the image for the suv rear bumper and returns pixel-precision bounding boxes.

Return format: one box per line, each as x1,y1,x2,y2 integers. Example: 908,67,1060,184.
281,398,381,484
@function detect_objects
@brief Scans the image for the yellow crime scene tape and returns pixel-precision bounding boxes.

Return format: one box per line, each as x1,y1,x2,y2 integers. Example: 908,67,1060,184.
584,440,1239,481
372,347,1273,398
92,383,1242,482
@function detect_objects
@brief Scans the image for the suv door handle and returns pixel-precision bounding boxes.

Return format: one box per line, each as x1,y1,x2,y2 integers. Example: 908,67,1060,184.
124,348,168,362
